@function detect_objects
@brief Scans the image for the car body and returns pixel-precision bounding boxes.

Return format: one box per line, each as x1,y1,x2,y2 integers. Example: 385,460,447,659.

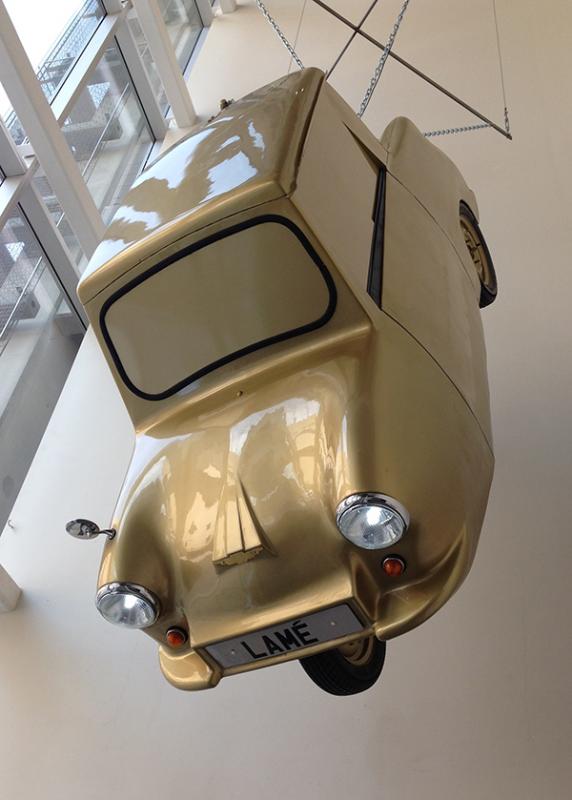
75,68,495,692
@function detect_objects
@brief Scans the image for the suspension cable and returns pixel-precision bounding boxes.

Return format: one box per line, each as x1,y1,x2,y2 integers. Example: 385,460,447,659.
423,0,511,137
288,0,308,74
492,0,511,135
358,0,412,118
255,0,304,70
310,0,510,139
255,0,512,141
327,0,379,79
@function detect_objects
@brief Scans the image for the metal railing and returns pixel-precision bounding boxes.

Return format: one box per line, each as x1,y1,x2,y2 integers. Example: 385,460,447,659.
0,256,46,357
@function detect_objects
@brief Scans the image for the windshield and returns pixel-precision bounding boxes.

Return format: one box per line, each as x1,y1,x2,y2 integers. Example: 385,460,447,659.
101,217,336,400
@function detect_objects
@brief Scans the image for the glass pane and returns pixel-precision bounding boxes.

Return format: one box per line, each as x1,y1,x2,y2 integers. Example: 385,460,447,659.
103,221,333,398
1,1,106,142
159,0,202,71
33,170,87,271
61,41,154,224
126,11,169,117
0,210,83,530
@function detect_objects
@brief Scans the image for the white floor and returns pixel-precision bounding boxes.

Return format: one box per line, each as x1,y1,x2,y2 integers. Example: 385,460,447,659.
2,2,572,798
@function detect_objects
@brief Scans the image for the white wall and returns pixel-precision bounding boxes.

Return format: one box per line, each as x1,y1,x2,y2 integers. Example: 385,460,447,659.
1,2,571,798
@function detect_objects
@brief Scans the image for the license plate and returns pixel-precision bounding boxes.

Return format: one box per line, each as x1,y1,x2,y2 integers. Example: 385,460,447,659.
205,604,364,669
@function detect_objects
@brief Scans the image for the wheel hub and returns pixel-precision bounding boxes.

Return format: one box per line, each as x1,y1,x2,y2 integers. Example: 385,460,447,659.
338,636,375,667
460,216,488,284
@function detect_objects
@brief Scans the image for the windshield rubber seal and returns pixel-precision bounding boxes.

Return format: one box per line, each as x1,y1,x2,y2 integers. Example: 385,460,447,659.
99,214,337,401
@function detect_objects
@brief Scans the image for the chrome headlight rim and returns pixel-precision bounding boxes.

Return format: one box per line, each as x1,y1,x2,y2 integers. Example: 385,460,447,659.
96,582,160,629
336,493,410,550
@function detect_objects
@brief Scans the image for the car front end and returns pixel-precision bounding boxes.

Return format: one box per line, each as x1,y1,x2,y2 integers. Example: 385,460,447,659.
70,67,494,693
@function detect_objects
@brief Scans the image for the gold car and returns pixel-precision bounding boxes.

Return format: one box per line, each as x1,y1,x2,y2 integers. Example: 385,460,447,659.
68,68,496,695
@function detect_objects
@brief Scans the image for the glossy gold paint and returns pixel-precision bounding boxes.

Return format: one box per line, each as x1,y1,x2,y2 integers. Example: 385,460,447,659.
78,69,494,691
79,68,323,302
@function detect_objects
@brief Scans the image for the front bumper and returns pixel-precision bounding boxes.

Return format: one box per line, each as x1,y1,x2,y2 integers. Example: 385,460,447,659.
159,600,371,691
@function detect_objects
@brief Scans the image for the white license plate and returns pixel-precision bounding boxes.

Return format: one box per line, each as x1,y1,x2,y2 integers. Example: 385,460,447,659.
205,604,364,669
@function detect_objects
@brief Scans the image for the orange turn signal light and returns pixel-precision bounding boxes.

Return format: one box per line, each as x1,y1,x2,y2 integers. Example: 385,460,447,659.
166,627,188,648
382,556,406,577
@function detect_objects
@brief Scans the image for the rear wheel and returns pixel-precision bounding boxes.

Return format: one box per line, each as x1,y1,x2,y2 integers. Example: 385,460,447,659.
460,202,498,308
299,636,386,696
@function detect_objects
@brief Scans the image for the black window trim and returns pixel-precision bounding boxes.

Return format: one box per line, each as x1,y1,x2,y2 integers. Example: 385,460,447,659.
367,166,387,307
100,214,337,402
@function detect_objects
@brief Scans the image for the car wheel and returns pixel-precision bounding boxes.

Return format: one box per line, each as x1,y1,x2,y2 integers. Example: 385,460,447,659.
299,635,386,696
460,202,498,308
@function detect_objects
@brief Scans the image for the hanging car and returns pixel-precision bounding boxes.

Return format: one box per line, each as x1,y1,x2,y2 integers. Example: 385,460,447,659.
67,68,496,695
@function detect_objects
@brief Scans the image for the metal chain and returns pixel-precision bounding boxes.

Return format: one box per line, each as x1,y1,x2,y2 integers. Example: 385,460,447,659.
255,0,304,70
358,0,412,118
424,122,491,138
424,0,510,139
254,0,511,142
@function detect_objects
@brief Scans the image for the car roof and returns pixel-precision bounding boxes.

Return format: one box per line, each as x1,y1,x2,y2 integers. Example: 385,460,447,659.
78,68,325,304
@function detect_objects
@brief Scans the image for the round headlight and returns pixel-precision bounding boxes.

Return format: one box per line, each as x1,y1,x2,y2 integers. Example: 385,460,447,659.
336,493,409,550
96,583,159,629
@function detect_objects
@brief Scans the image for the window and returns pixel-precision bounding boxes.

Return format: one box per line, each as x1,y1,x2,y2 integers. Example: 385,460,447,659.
1,1,106,143
33,169,86,269
0,210,84,530
102,219,336,400
126,0,202,119
159,0,202,72
127,11,169,117
61,42,154,224
0,0,205,531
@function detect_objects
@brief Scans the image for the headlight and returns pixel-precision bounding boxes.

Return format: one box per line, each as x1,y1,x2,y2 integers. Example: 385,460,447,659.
96,583,159,629
336,493,409,550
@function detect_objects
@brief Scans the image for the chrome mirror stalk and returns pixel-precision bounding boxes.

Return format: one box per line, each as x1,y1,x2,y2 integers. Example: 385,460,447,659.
66,519,116,541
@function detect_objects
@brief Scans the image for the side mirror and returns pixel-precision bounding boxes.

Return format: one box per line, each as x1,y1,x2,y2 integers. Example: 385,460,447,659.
66,519,116,541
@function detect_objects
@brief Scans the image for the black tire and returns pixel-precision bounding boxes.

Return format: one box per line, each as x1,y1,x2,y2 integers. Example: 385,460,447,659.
299,636,386,696
459,202,498,308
